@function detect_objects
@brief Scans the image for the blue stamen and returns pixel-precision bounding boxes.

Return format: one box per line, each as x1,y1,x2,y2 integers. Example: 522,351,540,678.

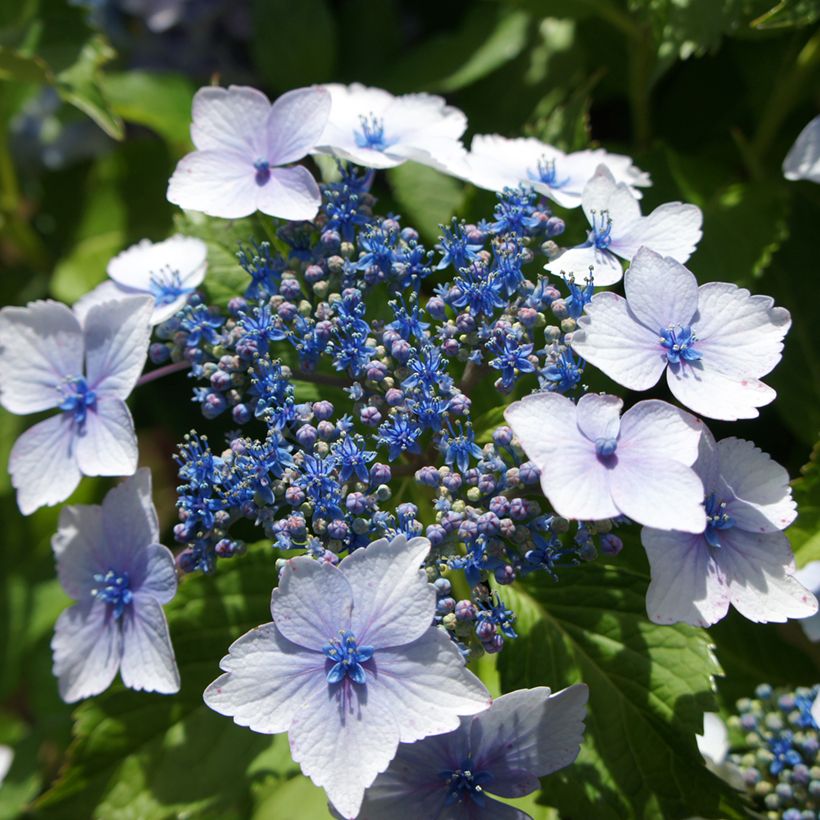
704,493,734,548
588,209,613,249
659,325,702,365
322,629,374,685
149,268,195,306
354,114,391,151
254,159,271,186
595,437,618,458
91,569,133,619
529,156,570,189
57,376,96,425
440,758,493,806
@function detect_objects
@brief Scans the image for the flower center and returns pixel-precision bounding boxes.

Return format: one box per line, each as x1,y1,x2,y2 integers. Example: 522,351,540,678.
588,209,612,249
440,759,493,806
659,325,702,365
322,629,374,685
595,437,618,458
354,113,391,151
91,569,133,619
704,493,734,548
57,376,97,425
149,268,194,306
254,158,271,186
529,156,569,189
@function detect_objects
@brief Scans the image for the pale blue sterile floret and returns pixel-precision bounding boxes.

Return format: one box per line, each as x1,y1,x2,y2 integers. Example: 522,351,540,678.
50,469,180,703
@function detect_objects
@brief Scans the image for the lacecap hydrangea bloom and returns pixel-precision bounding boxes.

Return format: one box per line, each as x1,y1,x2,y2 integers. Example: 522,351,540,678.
571,246,791,420
0,295,153,514
203,535,491,818
51,469,179,702
642,425,817,627
354,684,588,820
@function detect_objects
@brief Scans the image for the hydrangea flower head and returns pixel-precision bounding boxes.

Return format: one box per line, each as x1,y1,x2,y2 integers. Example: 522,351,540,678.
355,685,588,820
783,114,820,183
313,83,467,171
76,235,207,325
167,85,331,219
642,425,817,627
544,165,702,285
203,534,491,818
570,246,791,420
462,134,650,208
504,392,706,532
0,295,153,514
51,469,179,702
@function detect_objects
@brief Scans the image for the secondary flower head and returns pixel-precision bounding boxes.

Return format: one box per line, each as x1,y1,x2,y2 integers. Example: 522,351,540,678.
167,85,331,220
783,114,820,183
544,165,702,285
462,134,650,208
570,246,791,420
51,469,180,702
642,425,817,627
76,235,207,324
355,684,588,820
312,83,467,171
0,295,153,514
203,534,491,818
504,392,706,532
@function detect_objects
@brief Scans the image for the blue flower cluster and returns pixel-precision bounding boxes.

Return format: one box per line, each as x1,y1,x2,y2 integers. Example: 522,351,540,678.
148,168,621,658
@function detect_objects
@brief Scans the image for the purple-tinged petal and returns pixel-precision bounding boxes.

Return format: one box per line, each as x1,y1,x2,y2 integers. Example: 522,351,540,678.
615,202,702,263
642,529,730,627
718,529,818,623
120,596,179,694
370,627,491,744
575,393,622,444
623,247,699,331
75,397,138,477
204,623,326,734
618,399,703,466
691,423,721,492
611,453,706,532
83,295,153,398
572,293,666,391
267,86,331,165
471,686,587,797
52,503,106,598
134,544,178,605
258,165,322,221
783,115,820,183
0,300,84,414
190,85,270,156
51,600,121,703
10,414,82,515
167,149,260,219
271,556,354,650
101,469,160,567
338,534,434,648
544,245,623,286
581,165,641,230
716,438,796,532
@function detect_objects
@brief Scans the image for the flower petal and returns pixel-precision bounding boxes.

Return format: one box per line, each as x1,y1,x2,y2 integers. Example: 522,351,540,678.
581,164,641,230
783,114,820,183
0,300,84,414
618,399,703,466
615,202,702,263
623,247,699,331
73,281,128,326
51,601,121,703
83,295,153,398
75,397,138,477
52,502,106,598
258,165,322,221
204,623,326,733
10,413,82,515
271,556,354,650
571,292,667,391
107,235,207,291
267,87,332,165
190,85,270,156
544,245,624,286
338,534,435,648
120,595,179,694
642,529,730,626
575,393,622,443
101,468,160,565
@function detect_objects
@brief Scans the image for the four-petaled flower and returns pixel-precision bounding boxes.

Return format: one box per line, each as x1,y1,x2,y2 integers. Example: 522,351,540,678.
0,295,154,514
570,246,791,420
168,85,331,220
51,469,180,702
355,685,588,819
505,392,706,532
642,425,817,627
544,165,702,285
203,534,491,818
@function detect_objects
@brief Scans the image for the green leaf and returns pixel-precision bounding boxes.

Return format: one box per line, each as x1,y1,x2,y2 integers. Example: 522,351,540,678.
0,47,51,83
387,162,466,244
789,440,820,567
752,0,820,28
35,547,295,819
497,562,746,819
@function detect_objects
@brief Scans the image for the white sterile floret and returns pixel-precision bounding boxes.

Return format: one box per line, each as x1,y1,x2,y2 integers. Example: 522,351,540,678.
461,134,650,208
203,534,491,819
642,425,816,628
570,246,791,421
312,83,467,172
167,84,331,220
75,235,207,325
504,391,706,532
783,114,820,183
793,561,820,642
544,164,702,285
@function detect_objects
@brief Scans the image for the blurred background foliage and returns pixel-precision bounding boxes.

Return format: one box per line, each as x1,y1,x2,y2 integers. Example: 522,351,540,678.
0,0,819,817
